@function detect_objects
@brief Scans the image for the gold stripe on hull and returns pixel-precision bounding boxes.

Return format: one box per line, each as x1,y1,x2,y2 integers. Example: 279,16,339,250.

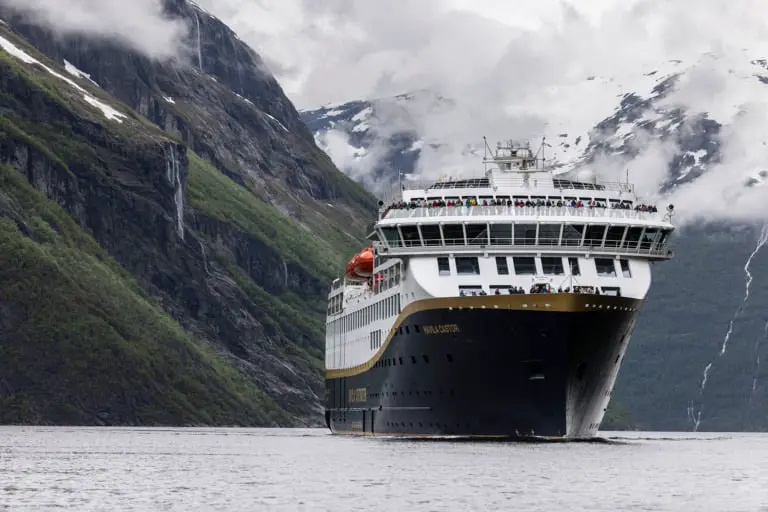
325,293,642,379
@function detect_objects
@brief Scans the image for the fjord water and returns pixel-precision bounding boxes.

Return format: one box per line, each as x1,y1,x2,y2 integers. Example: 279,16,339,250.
0,428,765,511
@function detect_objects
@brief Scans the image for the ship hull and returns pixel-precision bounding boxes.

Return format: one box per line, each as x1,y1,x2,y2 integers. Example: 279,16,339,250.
325,294,640,439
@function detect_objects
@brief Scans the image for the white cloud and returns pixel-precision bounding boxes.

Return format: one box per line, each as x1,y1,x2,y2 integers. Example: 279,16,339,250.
2,0,189,60
197,0,768,226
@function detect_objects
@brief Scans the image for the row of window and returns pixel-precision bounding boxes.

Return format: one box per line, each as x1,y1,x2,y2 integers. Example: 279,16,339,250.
380,224,670,251
372,263,401,295
438,256,632,278
327,295,401,332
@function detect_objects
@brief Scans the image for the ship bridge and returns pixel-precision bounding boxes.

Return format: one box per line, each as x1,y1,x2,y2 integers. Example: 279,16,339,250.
375,138,673,260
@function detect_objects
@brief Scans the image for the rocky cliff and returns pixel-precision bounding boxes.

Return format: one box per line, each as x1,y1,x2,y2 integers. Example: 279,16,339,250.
0,1,375,425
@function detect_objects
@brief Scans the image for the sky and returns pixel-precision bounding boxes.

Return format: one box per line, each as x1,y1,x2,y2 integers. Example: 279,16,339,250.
2,0,767,225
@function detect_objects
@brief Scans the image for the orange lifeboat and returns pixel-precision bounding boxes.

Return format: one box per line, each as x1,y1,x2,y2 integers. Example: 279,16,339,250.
345,247,374,280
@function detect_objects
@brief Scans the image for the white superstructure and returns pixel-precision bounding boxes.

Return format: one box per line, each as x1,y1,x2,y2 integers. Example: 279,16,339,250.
326,139,674,373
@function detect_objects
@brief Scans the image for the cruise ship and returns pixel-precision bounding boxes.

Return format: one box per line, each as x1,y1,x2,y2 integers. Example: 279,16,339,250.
324,139,675,439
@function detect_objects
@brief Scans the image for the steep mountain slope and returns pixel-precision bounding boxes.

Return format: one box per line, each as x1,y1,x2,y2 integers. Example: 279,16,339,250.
0,2,375,425
300,61,768,431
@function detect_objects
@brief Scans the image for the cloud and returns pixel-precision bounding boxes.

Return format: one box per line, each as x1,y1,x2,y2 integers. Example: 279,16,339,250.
1,0,189,60
172,0,768,225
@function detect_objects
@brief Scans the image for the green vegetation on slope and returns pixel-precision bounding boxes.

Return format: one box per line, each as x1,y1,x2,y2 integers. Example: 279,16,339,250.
188,150,353,283
0,164,289,425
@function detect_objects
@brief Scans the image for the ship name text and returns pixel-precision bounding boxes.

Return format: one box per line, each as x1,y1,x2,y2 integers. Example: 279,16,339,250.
423,324,461,335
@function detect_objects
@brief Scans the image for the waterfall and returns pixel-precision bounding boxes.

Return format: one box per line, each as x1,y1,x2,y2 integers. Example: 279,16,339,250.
164,143,185,240
691,224,768,431
199,239,210,276
195,12,203,72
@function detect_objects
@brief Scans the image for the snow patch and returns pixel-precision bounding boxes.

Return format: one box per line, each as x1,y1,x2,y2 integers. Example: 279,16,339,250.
82,95,126,122
352,121,369,133
0,35,126,123
321,108,346,119
63,59,99,87
351,106,373,122
264,112,289,133
408,140,424,152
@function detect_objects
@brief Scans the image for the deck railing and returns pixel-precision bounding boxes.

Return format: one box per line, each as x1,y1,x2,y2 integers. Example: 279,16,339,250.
381,206,667,223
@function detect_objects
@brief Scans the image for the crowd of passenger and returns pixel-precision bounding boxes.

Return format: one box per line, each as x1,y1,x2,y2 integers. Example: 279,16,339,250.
385,198,658,212
459,285,604,296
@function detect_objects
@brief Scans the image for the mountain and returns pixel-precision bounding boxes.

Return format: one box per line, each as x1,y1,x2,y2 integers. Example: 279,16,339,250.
0,1,375,425
301,61,768,431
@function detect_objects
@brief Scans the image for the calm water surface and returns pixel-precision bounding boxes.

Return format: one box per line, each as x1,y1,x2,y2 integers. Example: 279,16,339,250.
0,428,766,511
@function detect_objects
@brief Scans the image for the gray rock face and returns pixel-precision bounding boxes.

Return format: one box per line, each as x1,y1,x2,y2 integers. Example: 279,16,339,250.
0,1,375,426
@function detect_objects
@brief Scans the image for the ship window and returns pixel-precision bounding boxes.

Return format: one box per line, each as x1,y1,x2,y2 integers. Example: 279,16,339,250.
562,224,585,247
538,224,561,246
640,229,660,251
584,225,606,247
437,257,451,276
595,258,617,277
490,285,509,295
442,224,465,245
466,224,488,246
623,227,643,249
568,257,581,276
620,259,632,278
420,224,442,246
490,224,513,245
514,224,537,245
513,257,536,275
381,227,401,247
496,257,509,275
459,285,483,296
658,229,672,249
541,257,564,275
400,225,421,247
455,257,480,275
604,226,626,248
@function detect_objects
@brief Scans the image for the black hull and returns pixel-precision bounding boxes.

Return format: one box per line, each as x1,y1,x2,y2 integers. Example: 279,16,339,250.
325,294,640,439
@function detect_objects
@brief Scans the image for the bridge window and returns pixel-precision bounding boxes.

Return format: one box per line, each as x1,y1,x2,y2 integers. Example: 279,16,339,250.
620,259,632,278
514,224,537,245
595,258,617,277
437,257,451,276
562,224,585,247
496,257,509,275
420,224,442,246
400,225,421,247
584,225,606,247
538,224,562,246
604,226,626,248
513,257,536,275
623,227,643,249
443,224,465,245
466,224,488,246
640,229,660,251
658,229,672,249
381,227,401,247
490,224,513,245
569,257,581,276
542,257,565,275
455,257,480,275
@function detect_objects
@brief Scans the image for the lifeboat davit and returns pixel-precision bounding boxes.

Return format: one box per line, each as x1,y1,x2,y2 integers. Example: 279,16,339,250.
345,247,374,281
